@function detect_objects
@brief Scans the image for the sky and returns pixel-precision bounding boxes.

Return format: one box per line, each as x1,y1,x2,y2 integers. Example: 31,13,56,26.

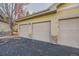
23,3,53,14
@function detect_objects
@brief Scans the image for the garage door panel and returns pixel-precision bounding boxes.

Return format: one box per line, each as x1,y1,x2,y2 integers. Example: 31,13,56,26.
32,22,51,42
58,18,79,48
19,24,29,38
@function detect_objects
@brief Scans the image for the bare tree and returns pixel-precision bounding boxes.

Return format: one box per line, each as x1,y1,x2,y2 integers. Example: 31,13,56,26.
0,3,16,35
0,3,29,35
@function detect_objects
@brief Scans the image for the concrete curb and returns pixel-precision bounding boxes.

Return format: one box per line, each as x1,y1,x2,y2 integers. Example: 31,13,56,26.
0,36,18,39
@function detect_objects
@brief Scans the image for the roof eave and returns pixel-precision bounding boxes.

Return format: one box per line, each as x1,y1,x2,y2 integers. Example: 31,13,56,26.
16,8,56,22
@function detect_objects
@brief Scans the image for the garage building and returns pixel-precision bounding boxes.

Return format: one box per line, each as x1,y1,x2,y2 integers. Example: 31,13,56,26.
15,3,79,48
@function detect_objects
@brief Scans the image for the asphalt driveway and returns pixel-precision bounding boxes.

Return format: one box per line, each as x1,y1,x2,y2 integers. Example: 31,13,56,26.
0,37,79,56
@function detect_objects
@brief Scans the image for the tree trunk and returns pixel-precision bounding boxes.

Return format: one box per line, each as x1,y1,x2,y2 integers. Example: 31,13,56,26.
9,18,13,35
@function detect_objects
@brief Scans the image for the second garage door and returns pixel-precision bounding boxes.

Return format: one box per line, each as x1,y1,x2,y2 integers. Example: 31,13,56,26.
32,22,51,42
58,18,79,48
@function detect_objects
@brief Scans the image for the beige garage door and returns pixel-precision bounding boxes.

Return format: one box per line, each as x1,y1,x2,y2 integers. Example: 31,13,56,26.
32,22,51,42
58,18,79,48
19,24,29,38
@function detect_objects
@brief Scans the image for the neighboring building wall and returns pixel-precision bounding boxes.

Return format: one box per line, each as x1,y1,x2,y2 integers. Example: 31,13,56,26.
0,22,10,32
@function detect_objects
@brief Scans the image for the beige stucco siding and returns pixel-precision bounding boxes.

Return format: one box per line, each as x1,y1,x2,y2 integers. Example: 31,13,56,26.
57,4,79,19
16,13,55,24
58,3,79,11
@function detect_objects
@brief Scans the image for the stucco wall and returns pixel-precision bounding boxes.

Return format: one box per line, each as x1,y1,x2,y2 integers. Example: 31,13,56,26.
57,3,79,19
0,22,10,32
16,13,55,24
